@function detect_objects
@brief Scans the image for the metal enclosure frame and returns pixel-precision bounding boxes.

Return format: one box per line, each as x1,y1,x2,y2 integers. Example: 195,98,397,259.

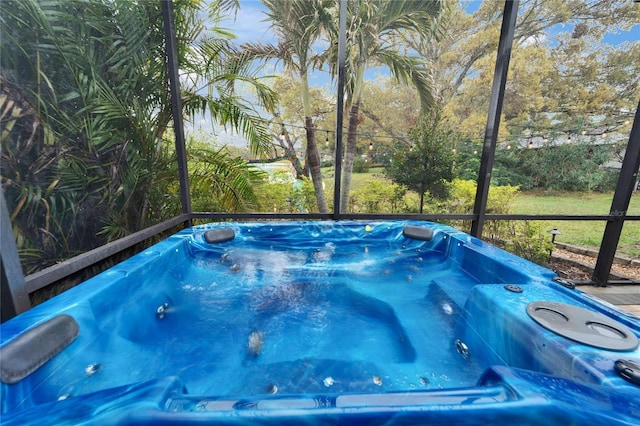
470,0,518,237
2,0,639,321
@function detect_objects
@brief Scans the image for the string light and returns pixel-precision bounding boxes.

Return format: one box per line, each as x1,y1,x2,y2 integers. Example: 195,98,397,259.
257,113,633,150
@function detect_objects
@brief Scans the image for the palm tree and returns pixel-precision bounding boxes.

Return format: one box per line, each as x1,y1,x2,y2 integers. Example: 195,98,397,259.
242,0,334,214
0,0,277,272
329,0,446,212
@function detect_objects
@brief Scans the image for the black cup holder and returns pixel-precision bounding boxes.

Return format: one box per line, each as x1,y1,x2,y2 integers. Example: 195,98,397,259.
527,301,639,352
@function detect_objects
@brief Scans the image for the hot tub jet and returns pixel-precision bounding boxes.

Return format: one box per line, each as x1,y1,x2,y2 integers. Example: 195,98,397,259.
455,339,471,360
156,303,169,319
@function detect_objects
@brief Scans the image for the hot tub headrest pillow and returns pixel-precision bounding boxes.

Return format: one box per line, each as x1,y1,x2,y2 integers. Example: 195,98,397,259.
0,314,79,384
403,225,434,241
204,228,235,244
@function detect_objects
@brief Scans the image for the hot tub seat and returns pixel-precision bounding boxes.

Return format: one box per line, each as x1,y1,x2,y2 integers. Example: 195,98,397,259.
462,283,640,388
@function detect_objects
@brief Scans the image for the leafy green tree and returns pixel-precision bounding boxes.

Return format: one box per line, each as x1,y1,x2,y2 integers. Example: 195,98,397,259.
0,0,276,272
411,0,640,142
354,77,420,167
269,75,335,180
492,142,618,192
329,0,445,212
186,138,266,213
242,0,334,213
385,110,455,213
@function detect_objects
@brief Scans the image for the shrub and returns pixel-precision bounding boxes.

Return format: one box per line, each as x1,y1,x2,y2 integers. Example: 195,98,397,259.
444,179,551,263
353,157,371,173
254,177,323,213
349,180,415,213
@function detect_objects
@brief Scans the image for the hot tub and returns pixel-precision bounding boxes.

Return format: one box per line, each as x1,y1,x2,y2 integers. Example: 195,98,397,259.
1,221,639,425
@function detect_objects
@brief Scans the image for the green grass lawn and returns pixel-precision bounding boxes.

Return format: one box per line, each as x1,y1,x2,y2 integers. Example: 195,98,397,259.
511,192,640,259
321,168,639,259
321,167,387,192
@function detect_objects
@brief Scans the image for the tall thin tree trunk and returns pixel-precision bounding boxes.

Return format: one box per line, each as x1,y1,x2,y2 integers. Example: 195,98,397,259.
305,117,328,213
340,100,360,212
288,148,306,180
276,117,306,179
301,72,328,213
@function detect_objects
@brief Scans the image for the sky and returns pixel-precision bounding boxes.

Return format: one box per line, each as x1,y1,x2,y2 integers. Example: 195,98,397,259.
227,1,639,46
192,0,639,147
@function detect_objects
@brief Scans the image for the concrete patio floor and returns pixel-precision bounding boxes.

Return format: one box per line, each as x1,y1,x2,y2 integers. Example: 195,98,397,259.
579,284,640,316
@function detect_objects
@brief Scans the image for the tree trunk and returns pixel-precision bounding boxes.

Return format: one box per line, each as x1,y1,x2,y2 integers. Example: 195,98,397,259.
419,183,425,214
289,152,306,180
305,116,328,213
281,132,306,179
272,114,306,179
340,100,360,212
300,70,328,213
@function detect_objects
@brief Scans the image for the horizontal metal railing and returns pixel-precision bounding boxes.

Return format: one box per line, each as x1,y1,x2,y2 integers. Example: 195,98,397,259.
21,212,640,297
23,214,191,294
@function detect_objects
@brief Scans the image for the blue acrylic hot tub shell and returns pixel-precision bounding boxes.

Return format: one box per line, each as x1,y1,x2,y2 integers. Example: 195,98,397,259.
1,220,639,425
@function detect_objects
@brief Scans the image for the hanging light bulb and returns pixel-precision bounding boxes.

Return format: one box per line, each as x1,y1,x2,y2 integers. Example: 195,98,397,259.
528,140,534,149
369,142,373,150
566,135,572,144
325,130,329,146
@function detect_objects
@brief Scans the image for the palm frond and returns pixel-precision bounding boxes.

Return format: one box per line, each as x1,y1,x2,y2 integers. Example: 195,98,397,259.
375,48,435,110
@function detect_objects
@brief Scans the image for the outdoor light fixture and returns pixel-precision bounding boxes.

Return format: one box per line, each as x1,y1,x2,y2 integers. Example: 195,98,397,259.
369,142,373,150
547,228,562,262
548,228,562,243
326,131,329,145
567,135,572,143
528,140,534,149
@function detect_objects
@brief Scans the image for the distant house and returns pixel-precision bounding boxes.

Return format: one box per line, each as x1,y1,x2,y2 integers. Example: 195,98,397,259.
251,161,297,182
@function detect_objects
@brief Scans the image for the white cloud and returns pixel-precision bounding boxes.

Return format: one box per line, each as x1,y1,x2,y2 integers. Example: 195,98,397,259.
221,1,274,45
